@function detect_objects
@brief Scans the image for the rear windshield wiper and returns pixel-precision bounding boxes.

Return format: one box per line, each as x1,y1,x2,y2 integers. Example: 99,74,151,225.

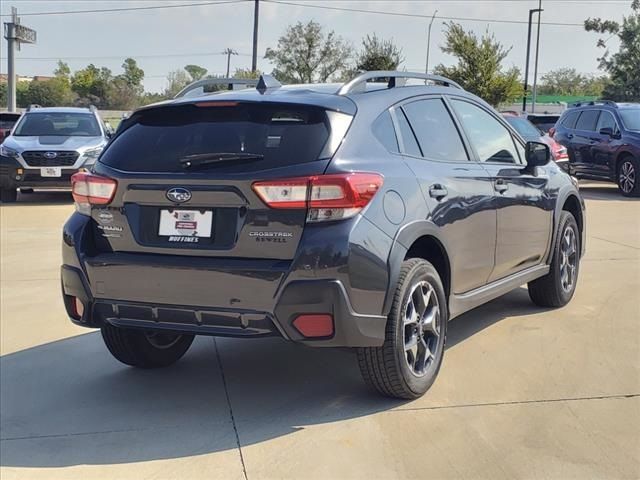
179,152,264,169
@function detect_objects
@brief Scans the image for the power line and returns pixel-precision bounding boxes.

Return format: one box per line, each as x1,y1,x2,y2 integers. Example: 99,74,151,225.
0,0,248,17
262,0,592,27
13,52,253,61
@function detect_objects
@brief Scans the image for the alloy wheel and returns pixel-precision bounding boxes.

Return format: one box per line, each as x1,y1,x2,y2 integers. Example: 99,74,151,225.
619,161,636,194
403,281,442,377
559,226,578,293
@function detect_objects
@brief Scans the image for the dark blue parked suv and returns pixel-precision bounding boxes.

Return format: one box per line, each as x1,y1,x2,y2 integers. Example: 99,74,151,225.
553,101,640,196
61,72,585,399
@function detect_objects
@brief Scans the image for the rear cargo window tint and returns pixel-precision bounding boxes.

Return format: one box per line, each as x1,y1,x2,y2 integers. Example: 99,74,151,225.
372,111,399,153
560,111,580,129
100,103,332,172
575,110,600,131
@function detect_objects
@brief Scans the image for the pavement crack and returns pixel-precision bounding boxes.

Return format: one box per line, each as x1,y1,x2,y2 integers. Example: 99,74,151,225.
214,337,249,480
395,393,640,413
589,236,639,250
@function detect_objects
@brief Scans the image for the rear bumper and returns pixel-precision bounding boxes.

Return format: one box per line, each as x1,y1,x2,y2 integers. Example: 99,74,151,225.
61,265,387,347
61,213,390,347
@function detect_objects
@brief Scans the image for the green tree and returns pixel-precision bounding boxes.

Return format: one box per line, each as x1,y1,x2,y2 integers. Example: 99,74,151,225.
539,68,586,95
105,58,145,109
184,64,208,81
71,64,112,106
54,61,71,81
120,58,144,88
23,78,74,107
164,69,191,97
434,22,522,106
585,0,640,101
355,34,404,71
234,68,261,79
265,21,352,83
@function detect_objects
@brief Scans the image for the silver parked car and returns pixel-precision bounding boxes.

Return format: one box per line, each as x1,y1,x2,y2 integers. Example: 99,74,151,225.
0,105,112,202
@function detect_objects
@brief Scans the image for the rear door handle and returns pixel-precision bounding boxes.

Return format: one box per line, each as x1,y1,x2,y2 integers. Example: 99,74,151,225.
567,133,574,139
494,179,509,193
428,184,448,199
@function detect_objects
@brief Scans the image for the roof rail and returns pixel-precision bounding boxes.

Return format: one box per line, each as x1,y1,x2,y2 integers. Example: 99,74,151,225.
337,71,463,95
570,100,618,108
26,104,42,112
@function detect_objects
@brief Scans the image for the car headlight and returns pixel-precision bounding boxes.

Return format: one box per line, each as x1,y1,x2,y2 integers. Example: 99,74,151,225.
0,144,19,159
82,147,104,161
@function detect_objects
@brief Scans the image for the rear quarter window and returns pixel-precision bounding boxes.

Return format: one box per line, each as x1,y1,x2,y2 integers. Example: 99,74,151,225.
560,111,580,129
575,110,600,131
100,103,333,173
372,111,399,153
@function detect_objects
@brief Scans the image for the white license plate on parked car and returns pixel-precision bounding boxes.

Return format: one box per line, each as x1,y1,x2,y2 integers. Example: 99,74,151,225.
158,209,213,237
40,167,62,177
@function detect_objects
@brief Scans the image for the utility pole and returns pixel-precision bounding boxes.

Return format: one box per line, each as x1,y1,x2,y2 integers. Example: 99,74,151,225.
251,0,259,73
3,7,37,112
425,10,438,75
531,0,543,113
522,7,543,112
223,48,238,78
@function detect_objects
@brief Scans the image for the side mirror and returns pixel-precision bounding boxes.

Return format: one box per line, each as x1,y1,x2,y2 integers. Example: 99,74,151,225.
599,127,613,137
525,141,551,168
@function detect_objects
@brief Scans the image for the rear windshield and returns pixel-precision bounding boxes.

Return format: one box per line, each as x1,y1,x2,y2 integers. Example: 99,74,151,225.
528,115,559,133
14,112,101,137
100,103,332,172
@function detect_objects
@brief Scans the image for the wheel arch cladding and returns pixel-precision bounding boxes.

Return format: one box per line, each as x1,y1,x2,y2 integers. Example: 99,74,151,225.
562,194,583,238
404,236,451,299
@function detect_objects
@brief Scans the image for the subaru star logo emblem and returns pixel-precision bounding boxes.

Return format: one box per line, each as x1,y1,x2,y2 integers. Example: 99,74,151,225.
43,151,57,159
166,187,192,203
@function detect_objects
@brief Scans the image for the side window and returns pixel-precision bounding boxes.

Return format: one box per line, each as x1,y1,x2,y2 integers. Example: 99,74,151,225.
372,111,399,153
395,109,422,157
595,111,617,133
450,99,520,164
575,110,600,131
560,110,580,129
402,98,468,162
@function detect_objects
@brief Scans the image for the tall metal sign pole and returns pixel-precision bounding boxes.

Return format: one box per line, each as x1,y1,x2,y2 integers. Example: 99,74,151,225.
531,0,543,113
3,7,37,112
522,7,543,112
251,0,259,73
425,10,438,75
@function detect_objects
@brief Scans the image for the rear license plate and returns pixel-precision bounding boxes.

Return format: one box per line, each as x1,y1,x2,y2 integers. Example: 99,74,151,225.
158,209,213,238
41,167,62,177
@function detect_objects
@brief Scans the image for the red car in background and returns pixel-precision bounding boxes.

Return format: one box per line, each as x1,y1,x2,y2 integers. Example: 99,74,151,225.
502,112,568,163
0,112,21,143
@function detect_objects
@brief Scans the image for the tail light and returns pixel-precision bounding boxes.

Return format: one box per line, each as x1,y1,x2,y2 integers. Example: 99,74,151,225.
549,139,568,161
252,173,383,222
548,127,556,138
71,172,117,214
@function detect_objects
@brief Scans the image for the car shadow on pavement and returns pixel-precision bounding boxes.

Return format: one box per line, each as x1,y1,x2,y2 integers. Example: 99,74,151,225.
0,289,547,468
1,191,73,206
578,184,639,202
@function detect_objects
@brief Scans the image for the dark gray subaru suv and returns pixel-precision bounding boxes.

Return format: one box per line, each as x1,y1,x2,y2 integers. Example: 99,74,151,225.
61,72,585,399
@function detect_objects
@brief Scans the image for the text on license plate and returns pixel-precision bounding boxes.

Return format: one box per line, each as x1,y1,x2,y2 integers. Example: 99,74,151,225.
158,209,213,238
40,167,62,177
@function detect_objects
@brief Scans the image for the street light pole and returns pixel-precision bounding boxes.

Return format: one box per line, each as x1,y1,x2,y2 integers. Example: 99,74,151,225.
425,10,438,74
531,0,543,113
522,7,543,112
251,0,259,73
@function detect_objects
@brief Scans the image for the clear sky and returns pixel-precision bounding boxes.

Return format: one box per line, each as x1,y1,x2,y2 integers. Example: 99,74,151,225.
0,0,633,93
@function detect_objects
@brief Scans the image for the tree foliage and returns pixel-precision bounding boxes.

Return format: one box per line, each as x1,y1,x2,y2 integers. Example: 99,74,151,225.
234,68,262,79
265,21,352,83
184,64,208,81
585,0,640,100
434,22,522,106
164,69,191,97
539,68,607,97
355,34,404,71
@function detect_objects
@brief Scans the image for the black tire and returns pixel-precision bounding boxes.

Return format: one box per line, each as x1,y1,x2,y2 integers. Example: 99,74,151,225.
617,156,640,197
0,187,17,203
528,211,580,307
357,258,448,399
101,323,195,368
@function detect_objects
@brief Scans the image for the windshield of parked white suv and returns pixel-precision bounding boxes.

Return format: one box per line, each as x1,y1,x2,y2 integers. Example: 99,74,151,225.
14,113,101,137
619,109,640,131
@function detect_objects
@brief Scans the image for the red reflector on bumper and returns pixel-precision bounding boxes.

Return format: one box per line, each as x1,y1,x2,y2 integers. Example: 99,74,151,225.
292,314,334,338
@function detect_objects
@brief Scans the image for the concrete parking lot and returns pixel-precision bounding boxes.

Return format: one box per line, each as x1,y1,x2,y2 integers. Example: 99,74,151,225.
1,183,638,480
